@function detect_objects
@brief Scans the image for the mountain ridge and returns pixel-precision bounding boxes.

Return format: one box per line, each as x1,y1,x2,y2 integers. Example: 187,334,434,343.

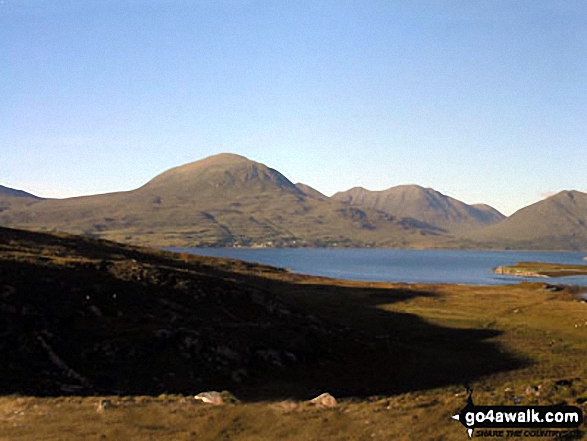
0,154,585,250
0,154,441,248
466,190,587,250
332,184,505,232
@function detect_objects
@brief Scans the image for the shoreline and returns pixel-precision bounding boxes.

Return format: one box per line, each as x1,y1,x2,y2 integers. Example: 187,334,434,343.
494,262,587,279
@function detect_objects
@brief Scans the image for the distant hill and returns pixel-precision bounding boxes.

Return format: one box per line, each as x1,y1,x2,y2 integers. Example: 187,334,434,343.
139,153,302,197
0,154,441,248
467,190,587,250
3,155,585,250
332,185,505,232
0,185,40,199
0,185,41,213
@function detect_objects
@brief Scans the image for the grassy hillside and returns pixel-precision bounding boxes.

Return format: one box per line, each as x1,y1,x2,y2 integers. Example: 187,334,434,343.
294,183,328,200
0,185,41,213
0,227,586,439
0,226,520,398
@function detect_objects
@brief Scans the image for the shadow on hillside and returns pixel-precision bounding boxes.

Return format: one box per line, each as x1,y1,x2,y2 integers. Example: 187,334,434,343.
0,252,527,400
233,277,527,401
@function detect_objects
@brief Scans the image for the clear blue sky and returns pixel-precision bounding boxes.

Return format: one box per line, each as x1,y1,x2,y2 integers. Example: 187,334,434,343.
2,0,586,215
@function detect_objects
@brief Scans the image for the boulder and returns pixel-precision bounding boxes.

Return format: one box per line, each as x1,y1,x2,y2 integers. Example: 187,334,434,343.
309,392,338,409
96,399,116,412
194,391,224,405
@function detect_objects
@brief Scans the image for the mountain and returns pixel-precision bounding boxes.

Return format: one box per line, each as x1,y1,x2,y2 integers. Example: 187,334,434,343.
0,185,40,199
2,156,585,250
139,153,302,198
332,185,505,232
0,154,441,248
470,204,506,224
467,190,587,250
0,185,41,213
295,183,328,200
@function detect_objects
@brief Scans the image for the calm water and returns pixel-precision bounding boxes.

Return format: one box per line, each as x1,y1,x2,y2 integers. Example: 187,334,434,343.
168,248,587,286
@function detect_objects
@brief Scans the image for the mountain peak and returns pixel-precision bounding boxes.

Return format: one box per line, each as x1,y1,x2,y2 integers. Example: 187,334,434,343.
553,190,586,200
157,153,253,176
470,190,587,250
139,153,301,197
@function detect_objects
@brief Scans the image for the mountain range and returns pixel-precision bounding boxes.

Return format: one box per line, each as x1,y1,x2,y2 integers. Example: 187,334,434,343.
332,185,505,232
1,153,586,250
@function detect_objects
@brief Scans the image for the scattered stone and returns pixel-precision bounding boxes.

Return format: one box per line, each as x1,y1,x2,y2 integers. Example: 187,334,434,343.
525,385,541,397
309,392,338,409
194,391,224,405
97,399,116,412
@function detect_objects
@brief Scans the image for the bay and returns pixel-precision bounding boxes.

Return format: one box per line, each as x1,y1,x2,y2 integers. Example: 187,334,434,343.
168,248,587,286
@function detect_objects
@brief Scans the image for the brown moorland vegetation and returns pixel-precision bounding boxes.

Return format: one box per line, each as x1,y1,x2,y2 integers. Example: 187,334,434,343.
0,226,586,439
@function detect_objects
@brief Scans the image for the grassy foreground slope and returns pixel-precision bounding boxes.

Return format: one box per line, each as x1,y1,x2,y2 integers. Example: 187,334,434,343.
0,227,586,440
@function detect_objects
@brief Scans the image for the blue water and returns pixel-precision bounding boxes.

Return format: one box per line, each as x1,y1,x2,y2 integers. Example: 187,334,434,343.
167,248,587,286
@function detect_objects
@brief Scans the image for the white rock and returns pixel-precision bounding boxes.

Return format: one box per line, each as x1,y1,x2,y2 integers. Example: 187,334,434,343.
194,391,224,405
309,392,338,409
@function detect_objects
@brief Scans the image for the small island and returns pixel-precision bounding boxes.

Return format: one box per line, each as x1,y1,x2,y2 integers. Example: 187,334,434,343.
495,261,587,278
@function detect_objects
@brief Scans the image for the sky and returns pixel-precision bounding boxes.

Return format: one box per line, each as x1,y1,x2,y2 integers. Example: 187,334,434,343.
2,0,586,215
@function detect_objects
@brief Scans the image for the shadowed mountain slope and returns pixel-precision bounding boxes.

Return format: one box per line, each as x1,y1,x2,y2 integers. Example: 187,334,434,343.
467,190,587,250
0,154,441,248
332,185,505,232
0,185,40,199
0,226,524,398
